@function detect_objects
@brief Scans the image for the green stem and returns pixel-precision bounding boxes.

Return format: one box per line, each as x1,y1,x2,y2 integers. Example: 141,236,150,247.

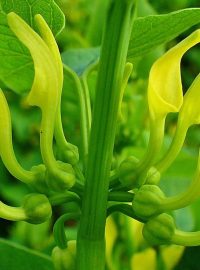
172,229,200,246
106,204,144,222
136,116,165,185
53,212,80,249
0,201,26,221
76,1,135,269
108,191,134,202
80,76,92,135
155,119,188,173
86,0,110,46
49,191,81,206
80,75,92,167
63,66,90,166
54,107,79,165
40,107,58,169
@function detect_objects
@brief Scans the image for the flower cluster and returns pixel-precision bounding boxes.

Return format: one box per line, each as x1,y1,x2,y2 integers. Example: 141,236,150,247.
118,30,200,246
0,13,80,223
0,11,200,270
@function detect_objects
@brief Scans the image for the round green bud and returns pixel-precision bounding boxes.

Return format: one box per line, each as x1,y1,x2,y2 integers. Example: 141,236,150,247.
46,161,76,191
58,143,79,166
52,241,76,270
132,185,165,219
118,156,139,187
30,164,49,193
23,193,52,224
145,167,161,185
143,213,175,245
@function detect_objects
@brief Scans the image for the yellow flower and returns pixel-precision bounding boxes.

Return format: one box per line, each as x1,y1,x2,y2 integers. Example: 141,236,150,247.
136,30,200,183
7,12,75,190
148,30,200,120
179,73,200,127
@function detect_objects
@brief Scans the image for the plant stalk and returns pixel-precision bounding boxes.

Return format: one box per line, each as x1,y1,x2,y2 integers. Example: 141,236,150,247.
76,1,135,269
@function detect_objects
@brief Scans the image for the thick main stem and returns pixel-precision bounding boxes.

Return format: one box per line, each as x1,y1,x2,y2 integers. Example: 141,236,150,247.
76,1,135,269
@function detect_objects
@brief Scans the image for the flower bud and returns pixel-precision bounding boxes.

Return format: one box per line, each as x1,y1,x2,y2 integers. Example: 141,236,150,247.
143,213,175,245
58,143,79,166
29,164,49,193
52,241,76,270
118,156,139,187
132,185,165,219
23,193,52,224
46,161,76,191
145,167,161,185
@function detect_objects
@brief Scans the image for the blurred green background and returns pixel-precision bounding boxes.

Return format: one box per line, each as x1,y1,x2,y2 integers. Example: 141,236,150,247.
0,0,200,269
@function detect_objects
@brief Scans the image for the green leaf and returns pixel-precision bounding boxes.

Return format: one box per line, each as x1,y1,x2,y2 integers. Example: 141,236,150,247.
0,0,65,94
0,238,53,270
0,0,65,36
128,8,200,59
61,47,100,76
62,8,200,76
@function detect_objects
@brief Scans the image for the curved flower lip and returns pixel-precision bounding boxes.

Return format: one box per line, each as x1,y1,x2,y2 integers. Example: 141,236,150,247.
34,14,63,96
7,12,59,110
148,29,200,119
179,72,200,127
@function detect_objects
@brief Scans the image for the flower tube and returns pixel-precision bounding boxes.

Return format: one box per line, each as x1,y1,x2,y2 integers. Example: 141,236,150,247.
155,72,200,173
7,12,75,191
35,14,79,165
136,30,200,185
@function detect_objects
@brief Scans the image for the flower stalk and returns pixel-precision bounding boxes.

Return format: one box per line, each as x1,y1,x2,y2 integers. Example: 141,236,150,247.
76,1,136,269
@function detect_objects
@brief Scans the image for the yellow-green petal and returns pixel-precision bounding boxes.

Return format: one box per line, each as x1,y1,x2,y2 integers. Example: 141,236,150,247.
7,12,59,109
148,29,200,119
35,14,79,165
7,13,75,190
0,90,35,183
34,14,63,95
179,73,200,127
7,12,58,166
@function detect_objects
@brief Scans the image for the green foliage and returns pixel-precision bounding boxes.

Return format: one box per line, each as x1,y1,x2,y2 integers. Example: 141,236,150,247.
128,8,200,59
0,0,200,270
0,238,53,270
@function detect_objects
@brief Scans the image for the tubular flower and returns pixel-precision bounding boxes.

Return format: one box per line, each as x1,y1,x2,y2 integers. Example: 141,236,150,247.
132,30,200,187
153,58,200,175
7,12,75,191
34,14,79,165
148,29,200,120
